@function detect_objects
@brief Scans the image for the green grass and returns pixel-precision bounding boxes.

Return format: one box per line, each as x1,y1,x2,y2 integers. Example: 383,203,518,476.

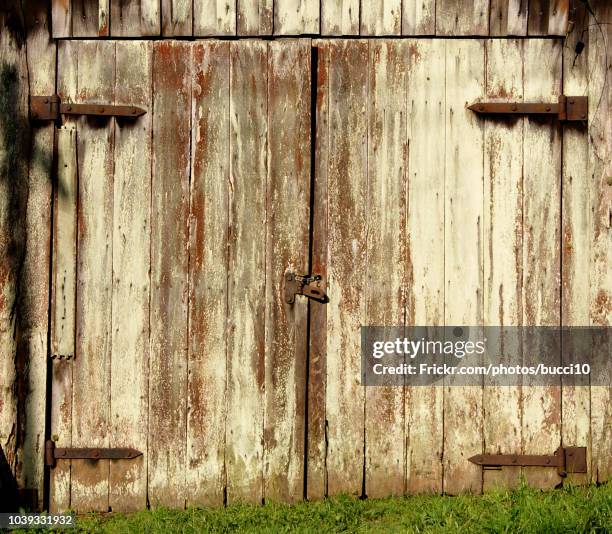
12,483,612,534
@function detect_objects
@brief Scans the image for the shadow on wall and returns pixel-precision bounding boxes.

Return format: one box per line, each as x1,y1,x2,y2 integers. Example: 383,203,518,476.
0,3,52,509
0,443,19,511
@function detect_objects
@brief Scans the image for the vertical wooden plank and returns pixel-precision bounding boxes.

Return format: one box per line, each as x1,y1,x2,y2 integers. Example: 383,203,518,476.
482,38,523,491
99,0,110,34
50,40,79,514
402,0,435,35
489,0,508,36
264,39,310,503
326,40,368,497
194,0,236,35
21,2,56,506
321,0,359,35
51,123,77,362
436,1,489,36
70,40,116,513
405,39,445,495
111,0,161,36
109,40,152,513
72,0,108,36
308,40,329,501
561,2,590,487
237,0,273,35
364,40,406,498
522,38,562,490
275,0,319,34
588,1,612,484
360,0,401,35
187,40,229,507
149,41,191,509
443,39,484,495
49,126,77,513
162,0,193,36
52,0,72,37
507,0,528,36
226,40,267,504
0,3,28,490
548,0,569,36
528,0,550,36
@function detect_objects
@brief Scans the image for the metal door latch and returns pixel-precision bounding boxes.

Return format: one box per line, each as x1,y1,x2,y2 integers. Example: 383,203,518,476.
284,273,327,304
469,95,587,122
45,440,143,468
30,95,146,123
469,446,587,478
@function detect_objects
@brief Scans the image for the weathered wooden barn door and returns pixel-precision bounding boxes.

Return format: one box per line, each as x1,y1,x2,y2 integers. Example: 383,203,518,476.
308,38,574,499
49,39,312,512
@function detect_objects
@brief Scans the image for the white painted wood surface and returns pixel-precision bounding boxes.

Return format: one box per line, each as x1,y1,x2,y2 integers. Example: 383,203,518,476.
402,0,435,35
482,38,523,491
54,0,570,36
443,38,485,495
275,0,319,34
195,0,236,35
322,0,359,35
521,38,562,490
109,40,152,512
364,40,407,498
187,40,230,507
225,40,268,504
360,0,401,35
405,39,445,494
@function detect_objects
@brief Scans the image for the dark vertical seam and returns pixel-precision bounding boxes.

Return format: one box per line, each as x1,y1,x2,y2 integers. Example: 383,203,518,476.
440,38,446,495
559,37,565,452
323,42,330,499
262,40,270,505
184,41,193,510
43,29,59,516
106,39,117,512
145,42,155,510
223,40,231,508
481,39,487,493
361,39,370,500
303,43,318,501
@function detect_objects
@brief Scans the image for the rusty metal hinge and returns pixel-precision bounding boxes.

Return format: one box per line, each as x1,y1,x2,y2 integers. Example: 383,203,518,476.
284,273,328,304
469,446,587,478
45,440,142,469
30,95,146,123
469,95,587,122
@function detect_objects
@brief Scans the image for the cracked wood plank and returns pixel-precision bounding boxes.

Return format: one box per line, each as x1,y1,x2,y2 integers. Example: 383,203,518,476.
187,40,229,507
275,0,319,34
264,39,311,503
109,40,152,512
443,39,485,495
588,1,612,485
561,0,591,487
360,0,401,36
20,1,56,507
194,0,236,35
405,39,445,494
402,0,435,35
148,41,191,508
321,0,359,35
69,40,116,513
225,40,267,504
521,38,562,490
364,40,407,498
162,0,192,36
237,0,273,35
482,38,523,492
325,40,368,497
